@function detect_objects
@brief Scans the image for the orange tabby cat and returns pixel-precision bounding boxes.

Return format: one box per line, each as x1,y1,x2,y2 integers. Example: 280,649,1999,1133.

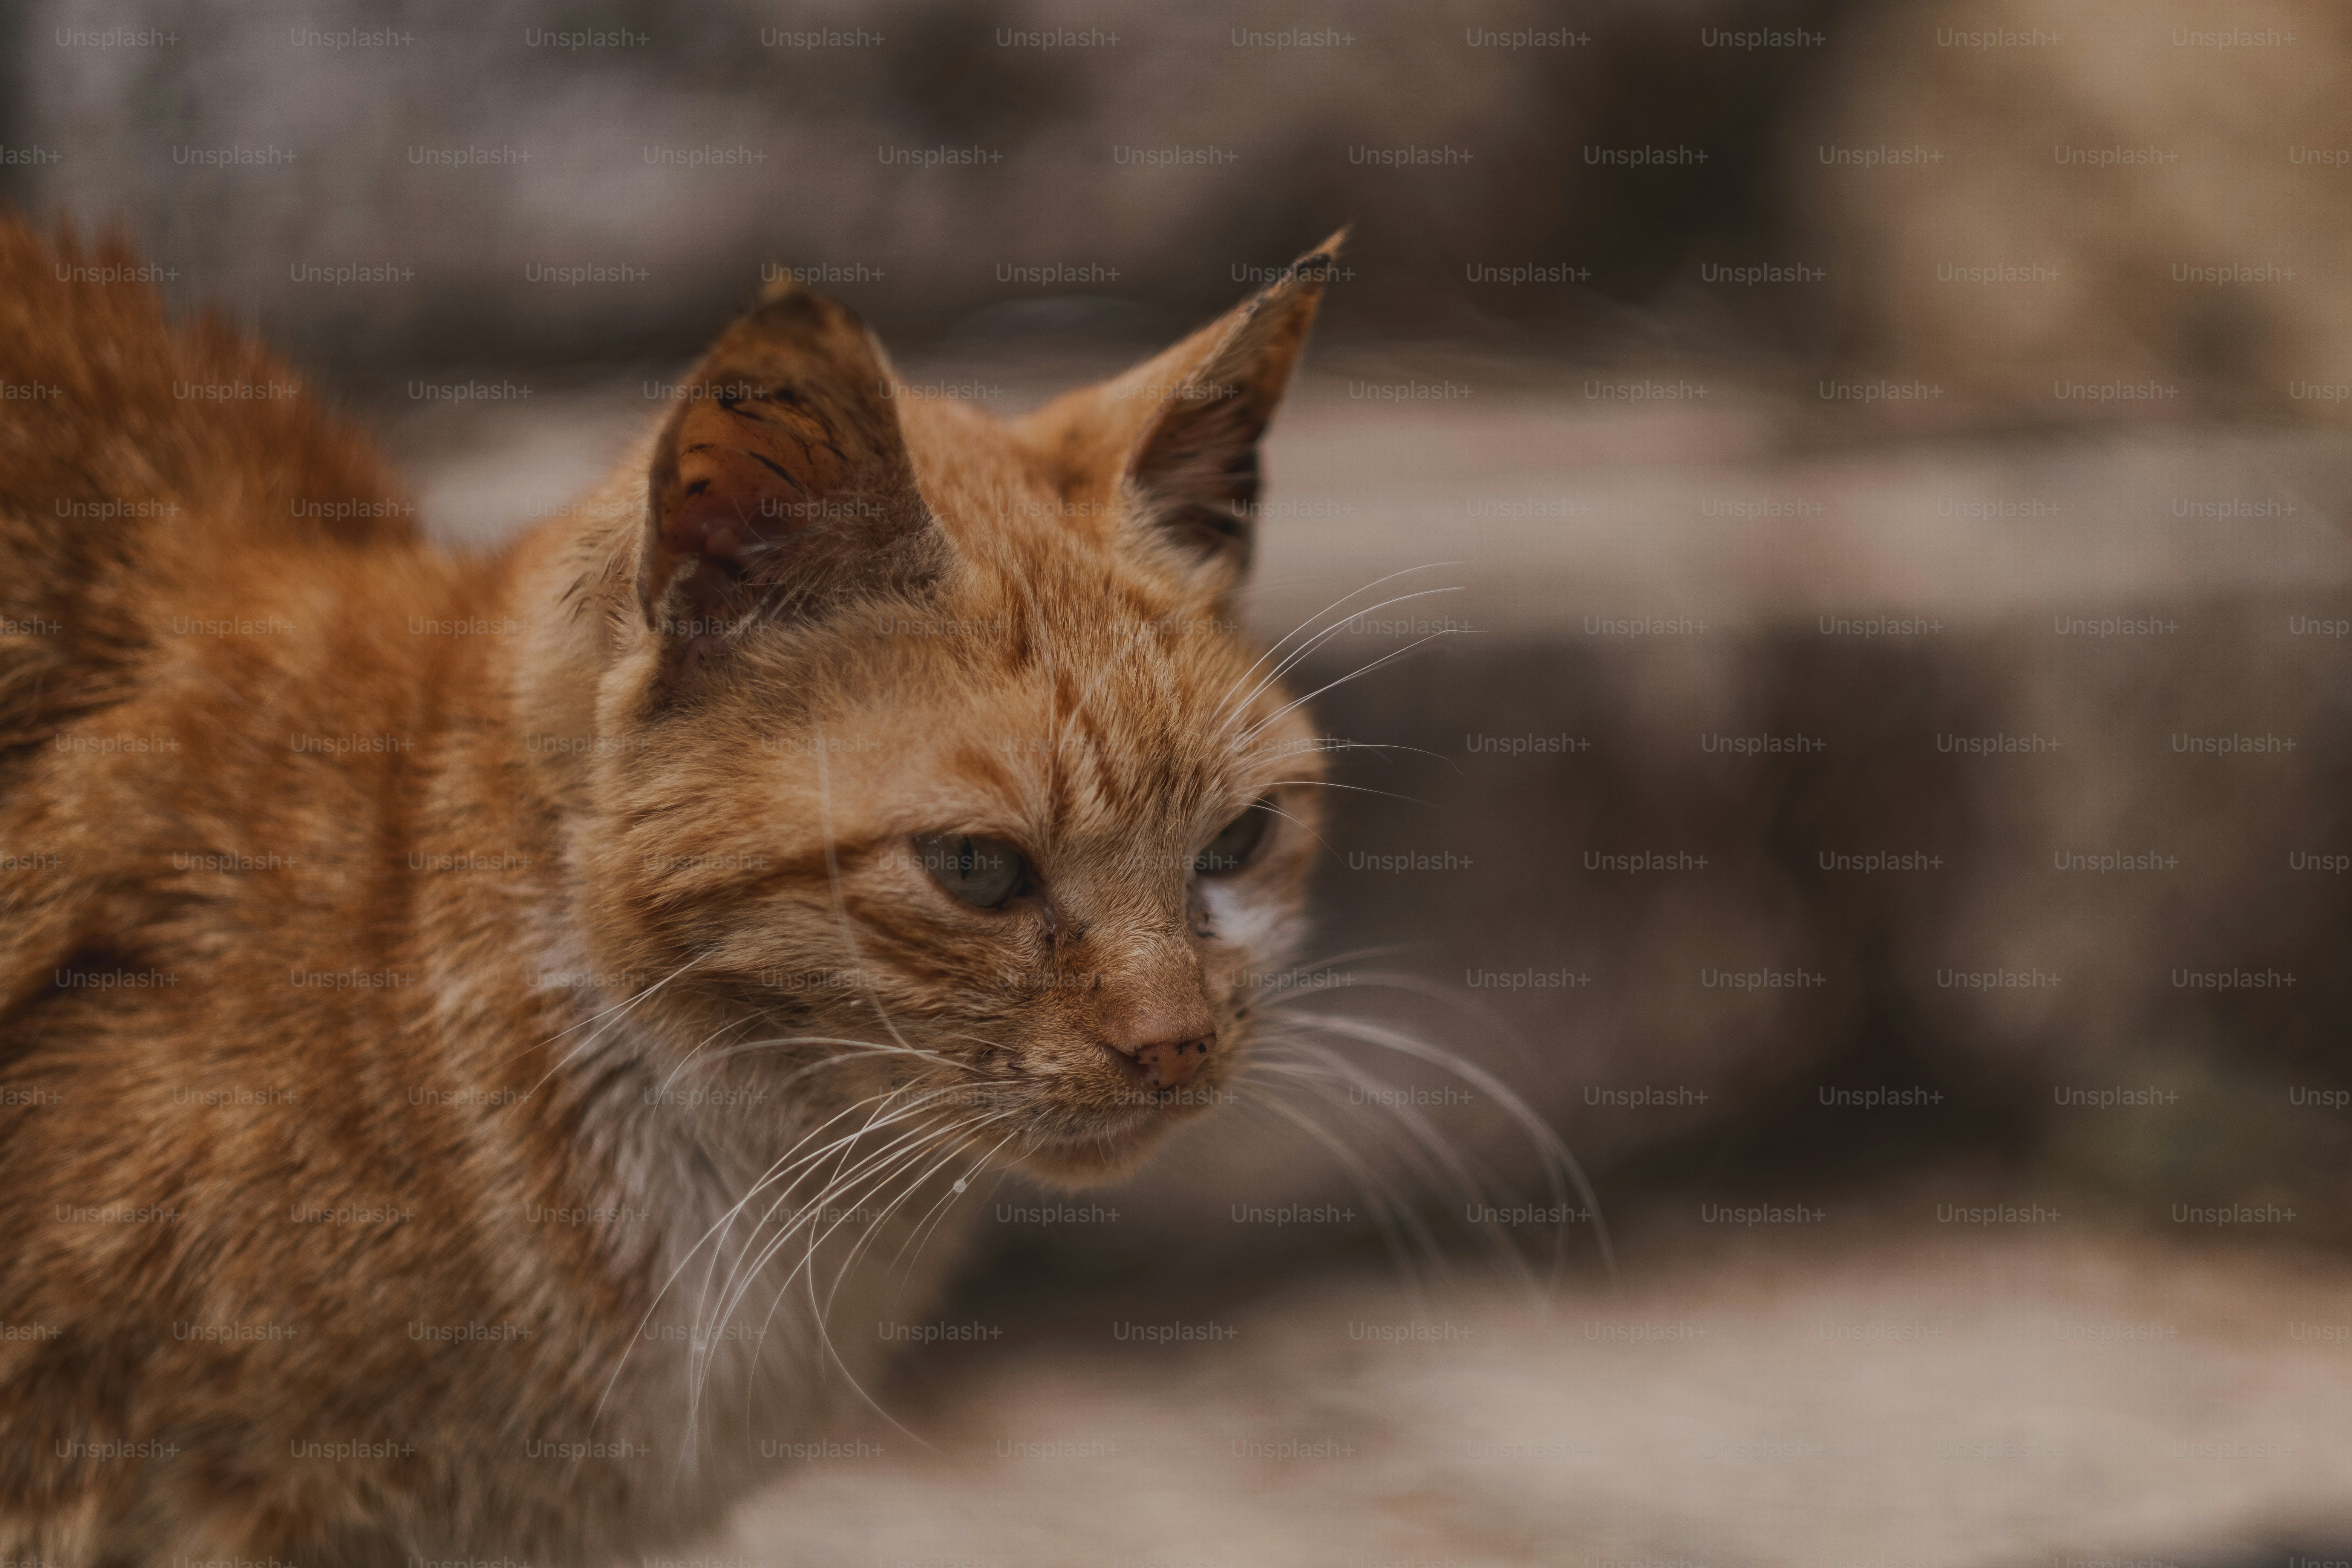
0,218,1342,1563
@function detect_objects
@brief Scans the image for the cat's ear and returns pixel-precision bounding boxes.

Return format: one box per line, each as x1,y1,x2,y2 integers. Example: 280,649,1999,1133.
636,282,936,672
1018,230,1344,583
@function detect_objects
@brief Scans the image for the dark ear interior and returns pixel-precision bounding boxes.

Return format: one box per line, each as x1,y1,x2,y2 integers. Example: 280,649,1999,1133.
637,287,935,673
1124,236,1342,576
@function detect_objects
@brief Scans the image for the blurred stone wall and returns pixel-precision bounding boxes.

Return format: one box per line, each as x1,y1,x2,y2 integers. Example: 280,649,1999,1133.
2,0,1835,373
1805,0,2352,421
12,0,2349,428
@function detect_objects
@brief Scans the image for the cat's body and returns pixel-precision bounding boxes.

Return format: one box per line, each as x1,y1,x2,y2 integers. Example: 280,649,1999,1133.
0,221,1340,1562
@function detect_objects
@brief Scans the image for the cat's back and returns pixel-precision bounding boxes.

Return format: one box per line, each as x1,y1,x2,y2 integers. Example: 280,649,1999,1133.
0,220,562,1559
0,217,495,1043
0,216,433,764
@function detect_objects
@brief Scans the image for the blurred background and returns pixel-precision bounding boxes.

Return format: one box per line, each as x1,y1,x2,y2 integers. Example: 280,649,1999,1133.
9,0,2351,1562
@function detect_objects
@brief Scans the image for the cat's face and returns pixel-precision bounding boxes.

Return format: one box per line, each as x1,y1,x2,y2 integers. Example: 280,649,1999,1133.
573,240,1341,1183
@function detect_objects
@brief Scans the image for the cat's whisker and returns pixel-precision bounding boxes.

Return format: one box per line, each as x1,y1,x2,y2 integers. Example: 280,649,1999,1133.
1228,950,1426,1037
1234,624,1471,751
652,1013,768,1100
1214,583,1467,744
704,1092,983,1356
700,1097,954,1342
714,1112,998,1416
1252,801,1342,862
1265,778,1437,808
746,1116,1016,1458
686,1036,985,1087
1233,943,1423,991
1257,1007,1617,1289
799,1123,1032,1451
1237,1050,1536,1308
1225,1083,1446,1309
1223,952,1621,1301
1245,1047,1479,1200
1208,562,1466,728
1215,597,1464,768
1233,1031,1580,1307
691,1102,920,1351
729,1113,958,1317
523,949,712,1101
680,1104,977,1466
1257,737,1464,776
1242,1038,1545,1290
1256,966,1574,1094
803,1117,1025,1412
884,1133,1022,1286
599,1086,951,1435
815,1115,1019,1322
513,948,705,1063
609,1108,906,1455
939,1030,1027,1070
672,1116,975,1484
812,1118,1023,1346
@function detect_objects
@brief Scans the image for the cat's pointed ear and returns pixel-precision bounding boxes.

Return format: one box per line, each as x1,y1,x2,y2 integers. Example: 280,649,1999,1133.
1018,230,1344,583
637,283,936,671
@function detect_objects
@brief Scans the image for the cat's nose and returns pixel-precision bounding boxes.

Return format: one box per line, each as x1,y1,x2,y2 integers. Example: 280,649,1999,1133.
1119,1033,1214,1091
1098,1001,1217,1091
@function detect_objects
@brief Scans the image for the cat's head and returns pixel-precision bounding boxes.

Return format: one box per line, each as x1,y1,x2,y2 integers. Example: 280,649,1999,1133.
570,235,1345,1184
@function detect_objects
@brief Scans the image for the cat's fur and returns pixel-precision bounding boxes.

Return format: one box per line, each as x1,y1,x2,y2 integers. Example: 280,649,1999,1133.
0,219,1341,1563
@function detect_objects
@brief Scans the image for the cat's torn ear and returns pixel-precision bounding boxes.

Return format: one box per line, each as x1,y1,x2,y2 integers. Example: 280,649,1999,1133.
1017,230,1344,585
637,283,936,675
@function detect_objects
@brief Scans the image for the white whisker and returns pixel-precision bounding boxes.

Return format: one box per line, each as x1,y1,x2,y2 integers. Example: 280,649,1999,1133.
1236,624,1471,751
1210,562,1466,726
1217,585,1466,743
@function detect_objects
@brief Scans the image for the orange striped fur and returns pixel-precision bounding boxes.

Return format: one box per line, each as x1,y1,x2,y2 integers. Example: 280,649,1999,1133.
0,218,1341,1563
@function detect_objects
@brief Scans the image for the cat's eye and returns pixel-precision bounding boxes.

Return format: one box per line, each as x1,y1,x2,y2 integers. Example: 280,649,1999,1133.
1194,800,1273,876
911,831,1026,909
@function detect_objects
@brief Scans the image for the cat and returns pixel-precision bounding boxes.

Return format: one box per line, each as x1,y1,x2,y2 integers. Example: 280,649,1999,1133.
0,217,1344,1564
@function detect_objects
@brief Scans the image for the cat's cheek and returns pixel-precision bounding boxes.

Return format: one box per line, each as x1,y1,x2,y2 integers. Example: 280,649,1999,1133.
1192,880,1283,965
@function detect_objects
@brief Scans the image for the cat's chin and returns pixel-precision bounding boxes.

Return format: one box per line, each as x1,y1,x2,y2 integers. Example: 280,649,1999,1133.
1015,1118,1181,1187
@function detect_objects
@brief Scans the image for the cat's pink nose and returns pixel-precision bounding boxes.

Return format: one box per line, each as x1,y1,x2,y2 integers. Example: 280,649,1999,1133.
1120,1033,1213,1091
1099,1003,1217,1091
